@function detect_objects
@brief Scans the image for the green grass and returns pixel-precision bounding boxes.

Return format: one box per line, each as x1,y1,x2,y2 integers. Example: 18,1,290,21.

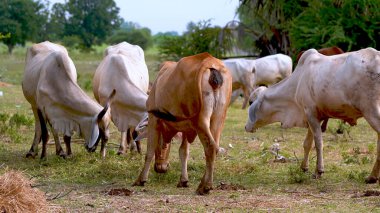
1,46,380,212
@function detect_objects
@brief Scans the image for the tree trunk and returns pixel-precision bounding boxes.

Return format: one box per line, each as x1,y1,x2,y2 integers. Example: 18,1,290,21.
7,44,14,54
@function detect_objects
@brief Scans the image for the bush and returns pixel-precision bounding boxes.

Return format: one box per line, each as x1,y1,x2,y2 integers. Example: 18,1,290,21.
288,164,310,184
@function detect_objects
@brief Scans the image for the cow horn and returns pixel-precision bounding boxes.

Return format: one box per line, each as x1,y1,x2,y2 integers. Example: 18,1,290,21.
97,89,116,122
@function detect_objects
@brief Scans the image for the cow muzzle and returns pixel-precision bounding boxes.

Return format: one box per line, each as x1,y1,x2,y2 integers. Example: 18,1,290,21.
154,162,169,173
245,123,256,133
86,145,97,153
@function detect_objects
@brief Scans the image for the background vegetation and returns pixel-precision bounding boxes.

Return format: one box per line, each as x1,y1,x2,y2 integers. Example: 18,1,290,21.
0,0,378,58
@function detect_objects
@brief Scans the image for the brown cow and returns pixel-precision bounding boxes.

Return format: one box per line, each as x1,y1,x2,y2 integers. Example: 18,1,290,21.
296,46,344,62
133,53,232,195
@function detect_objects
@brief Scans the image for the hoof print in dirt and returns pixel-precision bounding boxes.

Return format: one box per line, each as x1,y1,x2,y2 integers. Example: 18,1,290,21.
216,182,246,191
106,188,134,196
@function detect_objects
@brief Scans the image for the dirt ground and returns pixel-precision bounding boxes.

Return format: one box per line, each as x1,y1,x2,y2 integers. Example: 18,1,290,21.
46,183,380,212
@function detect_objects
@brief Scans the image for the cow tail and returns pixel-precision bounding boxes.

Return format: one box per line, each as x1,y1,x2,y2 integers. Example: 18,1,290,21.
208,68,223,90
148,109,177,122
97,89,116,122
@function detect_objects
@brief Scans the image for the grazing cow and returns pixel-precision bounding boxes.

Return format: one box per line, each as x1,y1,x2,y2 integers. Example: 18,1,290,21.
245,48,380,183
93,42,149,155
223,58,255,109
296,47,345,132
22,41,113,159
133,53,232,195
224,54,292,109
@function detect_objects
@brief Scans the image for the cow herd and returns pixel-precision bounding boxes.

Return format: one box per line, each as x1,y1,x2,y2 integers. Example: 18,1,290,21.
21,41,380,195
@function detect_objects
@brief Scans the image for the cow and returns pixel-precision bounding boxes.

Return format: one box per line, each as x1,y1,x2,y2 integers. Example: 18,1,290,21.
224,54,292,109
133,52,232,195
93,42,149,156
223,58,255,109
245,48,380,183
296,46,344,63
22,41,113,159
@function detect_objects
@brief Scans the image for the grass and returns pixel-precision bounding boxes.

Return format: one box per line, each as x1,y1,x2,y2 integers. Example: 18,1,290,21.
1,45,380,212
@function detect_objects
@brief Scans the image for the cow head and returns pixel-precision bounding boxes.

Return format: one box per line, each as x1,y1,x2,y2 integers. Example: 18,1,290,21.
86,90,115,152
154,139,172,173
245,86,269,132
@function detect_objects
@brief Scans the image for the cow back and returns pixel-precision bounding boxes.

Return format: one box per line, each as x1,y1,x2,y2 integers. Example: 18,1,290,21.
148,53,228,119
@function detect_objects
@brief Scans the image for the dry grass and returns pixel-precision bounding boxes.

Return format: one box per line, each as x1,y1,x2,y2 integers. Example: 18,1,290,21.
0,170,48,213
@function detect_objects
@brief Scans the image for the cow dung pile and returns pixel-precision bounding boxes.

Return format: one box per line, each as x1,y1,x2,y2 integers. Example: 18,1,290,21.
0,170,47,213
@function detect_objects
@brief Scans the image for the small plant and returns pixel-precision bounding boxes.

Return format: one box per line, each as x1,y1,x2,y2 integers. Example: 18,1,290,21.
0,112,33,143
342,151,360,165
347,170,369,182
288,164,309,184
367,143,375,154
0,113,10,124
9,113,33,128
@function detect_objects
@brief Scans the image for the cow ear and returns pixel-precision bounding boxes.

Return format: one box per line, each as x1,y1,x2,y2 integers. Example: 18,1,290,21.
97,89,116,122
88,116,100,149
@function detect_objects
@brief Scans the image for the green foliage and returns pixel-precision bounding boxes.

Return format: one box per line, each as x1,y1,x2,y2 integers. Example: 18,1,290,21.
290,0,380,52
0,112,33,143
347,170,368,182
106,23,153,50
0,0,48,54
45,3,67,42
156,20,232,60
64,0,123,49
287,164,310,184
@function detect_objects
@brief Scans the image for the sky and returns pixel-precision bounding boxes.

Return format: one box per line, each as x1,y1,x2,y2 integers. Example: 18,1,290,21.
49,0,240,35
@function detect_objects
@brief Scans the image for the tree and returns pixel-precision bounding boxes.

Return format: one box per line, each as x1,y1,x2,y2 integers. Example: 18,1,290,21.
106,22,153,50
290,0,380,52
65,0,122,49
46,3,67,42
156,20,233,60
237,0,308,57
0,0,48,54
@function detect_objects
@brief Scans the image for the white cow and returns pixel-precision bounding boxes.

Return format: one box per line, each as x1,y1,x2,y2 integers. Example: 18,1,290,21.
245,48,380,183
93,42,149,155
22,41,113,159
223,58,255,109
224,54,292,109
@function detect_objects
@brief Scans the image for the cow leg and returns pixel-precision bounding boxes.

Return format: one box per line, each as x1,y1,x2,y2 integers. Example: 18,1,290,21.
64,135,72,157
301,128,313,172
37,109,49,160
117,131,127,155
26,108,41,158
132,130,142,154
241,86,250,109
100,128,109,158
363,115,380,183
127,128,138,152
366,132,380,183
305,109,324,178
177,135,189,188
133,124,159,186
196,128,217,195
49,125,65,158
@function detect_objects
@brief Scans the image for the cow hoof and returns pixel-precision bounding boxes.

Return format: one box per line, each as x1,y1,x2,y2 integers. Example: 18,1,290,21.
365,176,378,184
132,180,146,187
301,167,309,172
117,151,126,156
312,171,324,179
26,152,37,159
196,184,213,195
58,152,68,159
177,181,189,188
